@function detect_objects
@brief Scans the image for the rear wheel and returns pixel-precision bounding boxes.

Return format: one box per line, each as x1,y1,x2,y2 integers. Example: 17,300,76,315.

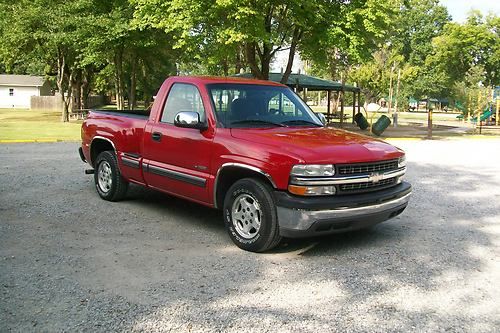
223,178,282,252
94,151,128,201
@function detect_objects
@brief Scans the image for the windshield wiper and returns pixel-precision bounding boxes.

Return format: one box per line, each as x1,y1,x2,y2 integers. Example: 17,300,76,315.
281,119,323,127
230,119,287,127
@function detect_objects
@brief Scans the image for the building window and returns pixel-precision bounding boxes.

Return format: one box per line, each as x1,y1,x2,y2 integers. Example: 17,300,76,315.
9,88,14,96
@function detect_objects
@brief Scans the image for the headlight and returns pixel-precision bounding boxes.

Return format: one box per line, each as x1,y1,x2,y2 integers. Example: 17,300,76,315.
291,164,335,177
398,155,406,168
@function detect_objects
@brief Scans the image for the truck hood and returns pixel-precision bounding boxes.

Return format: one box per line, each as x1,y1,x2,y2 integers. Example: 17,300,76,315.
230,127,403,164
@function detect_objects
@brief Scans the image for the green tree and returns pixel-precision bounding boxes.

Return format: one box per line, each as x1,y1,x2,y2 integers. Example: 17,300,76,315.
429,12,499,88
0,0,176,119
393,0,450,66
348,47,418,108
133,0,374,82
304,0,398,82
389,0,451,100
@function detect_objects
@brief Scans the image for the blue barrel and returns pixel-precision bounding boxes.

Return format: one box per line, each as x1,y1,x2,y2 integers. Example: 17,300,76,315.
372,115,391,136
354,113,369,130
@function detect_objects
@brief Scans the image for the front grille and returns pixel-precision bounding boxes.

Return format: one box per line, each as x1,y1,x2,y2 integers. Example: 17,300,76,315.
339,177,397,193
337,160,398,175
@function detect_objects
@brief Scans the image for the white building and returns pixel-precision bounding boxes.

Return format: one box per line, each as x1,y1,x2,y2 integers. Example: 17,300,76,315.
0,75,52,109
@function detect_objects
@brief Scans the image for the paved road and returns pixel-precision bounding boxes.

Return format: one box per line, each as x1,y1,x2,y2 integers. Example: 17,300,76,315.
1,139,499,332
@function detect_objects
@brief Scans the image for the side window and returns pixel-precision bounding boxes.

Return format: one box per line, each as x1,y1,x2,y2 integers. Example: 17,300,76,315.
161,83,205,124
9,88,14,96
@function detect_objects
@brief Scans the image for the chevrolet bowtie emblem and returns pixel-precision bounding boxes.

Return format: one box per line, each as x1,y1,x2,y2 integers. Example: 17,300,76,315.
370,172,383,183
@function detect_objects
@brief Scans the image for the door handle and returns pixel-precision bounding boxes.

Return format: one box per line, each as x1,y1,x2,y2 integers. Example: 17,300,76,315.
151,132,162,142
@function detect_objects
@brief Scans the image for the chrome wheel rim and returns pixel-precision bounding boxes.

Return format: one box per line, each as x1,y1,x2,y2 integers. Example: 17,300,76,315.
231,194,261,239
97,161,113,193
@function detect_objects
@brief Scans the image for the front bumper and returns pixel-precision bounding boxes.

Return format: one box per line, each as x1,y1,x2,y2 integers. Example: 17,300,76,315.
275,182,411,238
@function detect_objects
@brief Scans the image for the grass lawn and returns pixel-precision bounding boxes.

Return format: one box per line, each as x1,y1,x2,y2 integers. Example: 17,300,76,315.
310,105,462,123
0,109,81,141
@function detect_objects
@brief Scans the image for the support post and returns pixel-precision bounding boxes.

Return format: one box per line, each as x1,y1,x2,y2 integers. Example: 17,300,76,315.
327,90,331,124
427,100,432,139
303,88,307,103
477,91,482,134
358,92,361,114
352,91,356,124
467,94,471,122
340,89,344,128
496,98,499,126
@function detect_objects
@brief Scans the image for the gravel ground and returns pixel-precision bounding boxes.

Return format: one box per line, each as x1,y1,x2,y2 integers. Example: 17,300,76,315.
1,139,499,332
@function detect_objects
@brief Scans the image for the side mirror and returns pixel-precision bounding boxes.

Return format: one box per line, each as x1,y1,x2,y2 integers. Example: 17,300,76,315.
315,112,327,125
174,111,207,130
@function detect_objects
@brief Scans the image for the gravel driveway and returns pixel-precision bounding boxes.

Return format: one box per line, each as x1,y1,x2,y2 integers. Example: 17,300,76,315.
1,139,499,332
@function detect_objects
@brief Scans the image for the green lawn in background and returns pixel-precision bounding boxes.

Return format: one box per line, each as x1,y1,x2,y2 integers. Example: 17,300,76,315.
0,109,81,141
310,106,462,123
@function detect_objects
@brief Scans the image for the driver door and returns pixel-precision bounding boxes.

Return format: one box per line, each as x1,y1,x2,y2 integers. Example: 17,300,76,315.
142,83,213,204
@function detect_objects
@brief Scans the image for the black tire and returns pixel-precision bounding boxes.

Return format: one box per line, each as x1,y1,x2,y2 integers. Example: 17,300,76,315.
223,178,282,252
94,151,128,201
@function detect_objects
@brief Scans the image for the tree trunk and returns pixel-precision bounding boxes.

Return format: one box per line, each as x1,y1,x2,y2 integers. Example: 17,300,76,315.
56,48,70,122
114,48,125,110
63,71,74,122
245,42,264,79
333,92,340,112
81,68,93,109
281,27,302,84
71,69,82,111
129,56,137,110
235,46,243,74
245,42,272,80
260,43,271,80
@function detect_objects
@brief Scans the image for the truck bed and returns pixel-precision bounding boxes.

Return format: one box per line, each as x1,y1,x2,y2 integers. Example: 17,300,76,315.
82,109,150,159
91,109,150,119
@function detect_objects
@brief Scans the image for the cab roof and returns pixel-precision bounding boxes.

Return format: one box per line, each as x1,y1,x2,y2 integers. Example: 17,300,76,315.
165,75,288,87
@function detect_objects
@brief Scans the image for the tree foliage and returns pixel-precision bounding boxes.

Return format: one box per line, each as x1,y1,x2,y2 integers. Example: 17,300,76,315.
429,12,499,88
0,0,176,120
0,0,498,119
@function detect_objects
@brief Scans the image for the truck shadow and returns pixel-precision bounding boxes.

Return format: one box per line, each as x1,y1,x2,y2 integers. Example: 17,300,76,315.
125,185,225,234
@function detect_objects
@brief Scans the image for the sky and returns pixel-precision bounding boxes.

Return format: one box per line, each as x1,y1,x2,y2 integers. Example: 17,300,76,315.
440,0,500,22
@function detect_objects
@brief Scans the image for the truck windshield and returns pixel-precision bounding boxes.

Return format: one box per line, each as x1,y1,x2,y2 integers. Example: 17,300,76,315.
207,84,323,128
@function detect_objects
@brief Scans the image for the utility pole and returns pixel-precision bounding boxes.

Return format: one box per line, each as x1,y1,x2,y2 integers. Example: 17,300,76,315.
393,68,401,127
477,91,482,134
496,97,499,126
467,93,471,122
388,63,395,114
427,99,432,139
493,87,499,126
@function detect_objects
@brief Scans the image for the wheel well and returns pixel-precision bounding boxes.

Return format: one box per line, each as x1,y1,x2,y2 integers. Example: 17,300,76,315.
215,167,275,208
90,139,114,167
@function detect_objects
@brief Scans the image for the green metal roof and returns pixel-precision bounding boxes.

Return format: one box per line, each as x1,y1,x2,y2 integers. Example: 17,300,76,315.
234,73,360,92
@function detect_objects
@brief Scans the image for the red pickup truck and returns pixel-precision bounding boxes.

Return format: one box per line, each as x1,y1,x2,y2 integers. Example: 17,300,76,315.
79,76,411,252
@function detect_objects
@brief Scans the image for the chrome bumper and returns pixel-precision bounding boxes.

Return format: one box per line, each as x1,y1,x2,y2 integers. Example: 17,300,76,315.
277,192,411,237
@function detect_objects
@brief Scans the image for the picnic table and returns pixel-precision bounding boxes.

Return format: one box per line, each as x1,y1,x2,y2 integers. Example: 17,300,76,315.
70,109,90,120
324,112,349,123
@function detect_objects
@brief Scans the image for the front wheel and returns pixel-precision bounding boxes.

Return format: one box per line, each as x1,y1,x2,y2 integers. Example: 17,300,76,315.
223,178,282,252
94,151,128,201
